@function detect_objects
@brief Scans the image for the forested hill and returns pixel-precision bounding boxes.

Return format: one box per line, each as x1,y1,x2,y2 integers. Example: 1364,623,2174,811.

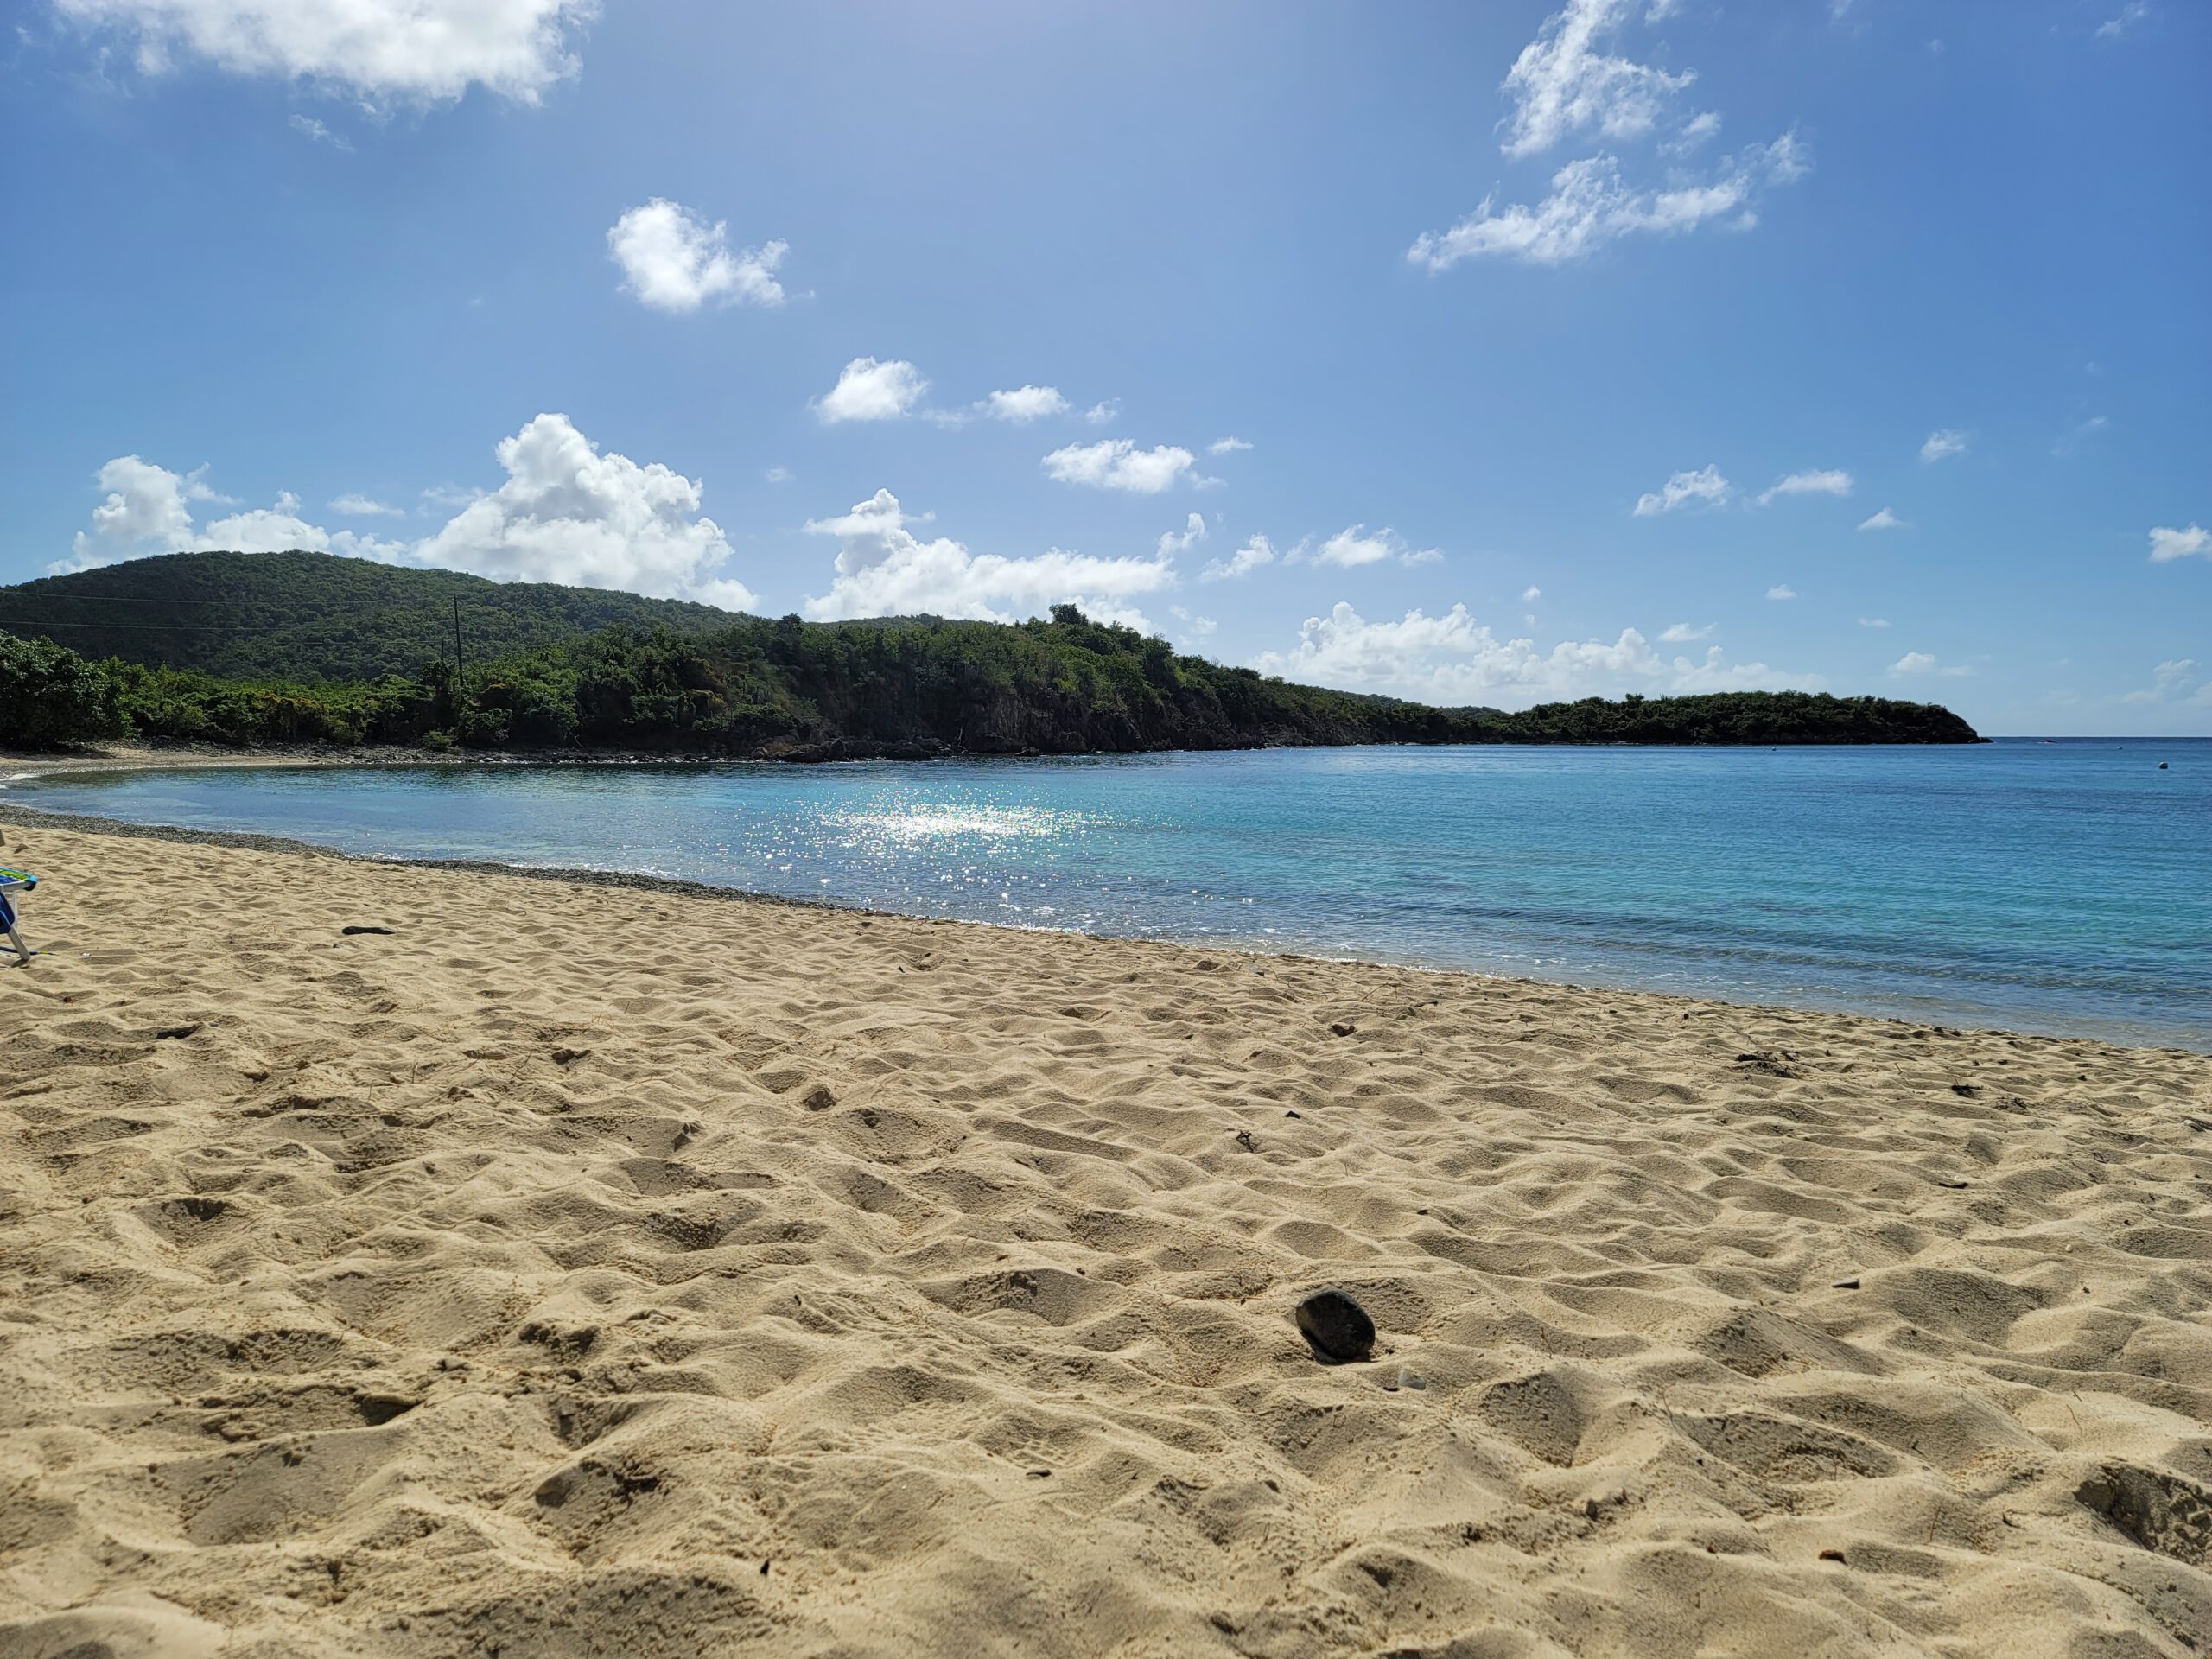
3,594,1981,754
0,550,741,681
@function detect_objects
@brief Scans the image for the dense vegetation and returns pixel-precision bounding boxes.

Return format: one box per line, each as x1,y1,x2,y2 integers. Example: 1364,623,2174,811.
0,550,739,681
1,569,1981,756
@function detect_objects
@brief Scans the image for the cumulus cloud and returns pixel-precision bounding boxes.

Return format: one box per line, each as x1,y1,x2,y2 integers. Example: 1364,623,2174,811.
1522,585,1542,602
1499,0,1695,159
1858,507,1906,531
58,456,415,574
1169,606,1217,643
1084,400,1121,426
329,493,402,516
1202,534,1277,582
1633,463,1730,516
764,466,791,485
1920,429,1968,463
800,488,1174,625
815,357,929,424
1296,525,1440,568
1209,436,1253,455
53,0,599,105
607,200,786,313
1757,467,1853,505
413,414,753,606
2148,524,2209,563
65,418,756,604
1041,438,1205,494
1767,584,1796,600
982,385,1071,423
1254,602,1815,708
1659,621,1713,642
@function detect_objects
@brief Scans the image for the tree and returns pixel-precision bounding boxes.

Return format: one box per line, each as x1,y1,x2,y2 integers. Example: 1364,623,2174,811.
0,632,125,748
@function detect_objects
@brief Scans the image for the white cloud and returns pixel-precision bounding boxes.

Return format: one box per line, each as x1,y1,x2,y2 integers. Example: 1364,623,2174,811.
1154,513,1208,559
1499,0,1694,159
1169,606,1217,642
1410,136,1807,270
414,414,754,607
2052,414,2109,457
2148,524,2210,563
60,456,416,573
800,487,1173,625
1858,507,1906,531
1633,462,1730,516
1522,584,1542,602
1084,400,1121,426
1254,602,1815,708
1659,621,1713,642
1297,525,1441,568
1858,616,1891,628
288,112,350,150
815,357,929,424
1209,436,1253,455
2097,3,2152,40
329,493,401,517
1767,584,1796,600
1890,651,1974,678
982,385,1070,423
1041,438,1204,494
1757,467,1853,505
607,200,786,314
65,454,204,567
764,466,791,485
54,0,598,105
1920,429,1968,463
1660,110,1720,154
2119,658,2210,707
1202,534,1277,582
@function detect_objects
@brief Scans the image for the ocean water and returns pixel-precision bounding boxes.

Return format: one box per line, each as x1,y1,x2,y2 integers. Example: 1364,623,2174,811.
10,741,2208,1048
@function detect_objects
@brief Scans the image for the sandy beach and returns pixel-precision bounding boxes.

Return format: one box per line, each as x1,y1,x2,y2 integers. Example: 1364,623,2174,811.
2,816,2208,1659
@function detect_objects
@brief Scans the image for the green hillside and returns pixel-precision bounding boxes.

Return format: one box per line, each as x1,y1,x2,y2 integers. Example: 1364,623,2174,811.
2,595,1981,759
0,550,741,682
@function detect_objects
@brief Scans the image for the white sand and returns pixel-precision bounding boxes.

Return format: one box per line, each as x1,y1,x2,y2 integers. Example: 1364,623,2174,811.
2,819,2208,1657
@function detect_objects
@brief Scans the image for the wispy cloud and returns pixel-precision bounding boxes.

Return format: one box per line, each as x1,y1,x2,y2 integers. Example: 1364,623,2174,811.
1633,463,1730,516
1858,507,1907,531
1757,467,1853,506
287,112,352,151
1920,429,1968,463
1766,584,1796,601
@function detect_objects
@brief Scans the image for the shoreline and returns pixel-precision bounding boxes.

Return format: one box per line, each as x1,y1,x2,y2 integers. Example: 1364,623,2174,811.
1,789,2202,1061
2,815,2207,1656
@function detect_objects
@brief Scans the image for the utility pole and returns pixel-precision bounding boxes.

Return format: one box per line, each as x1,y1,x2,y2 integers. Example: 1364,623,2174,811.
452,597,467,709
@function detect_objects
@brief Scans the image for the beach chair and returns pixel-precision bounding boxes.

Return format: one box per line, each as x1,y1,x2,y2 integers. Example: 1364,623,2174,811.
0,867,36,963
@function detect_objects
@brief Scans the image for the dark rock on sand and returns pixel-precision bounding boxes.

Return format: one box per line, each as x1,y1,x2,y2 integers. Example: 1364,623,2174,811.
1295,1287,1376,1362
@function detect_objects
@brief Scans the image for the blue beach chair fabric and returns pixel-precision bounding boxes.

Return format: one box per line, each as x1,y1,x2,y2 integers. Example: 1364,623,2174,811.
0,866,36,960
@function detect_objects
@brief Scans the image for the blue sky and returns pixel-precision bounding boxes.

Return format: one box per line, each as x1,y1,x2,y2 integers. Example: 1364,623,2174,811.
3,1,2205,734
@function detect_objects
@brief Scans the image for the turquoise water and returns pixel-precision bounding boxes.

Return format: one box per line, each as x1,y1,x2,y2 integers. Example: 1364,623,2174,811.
10,741,2208,1048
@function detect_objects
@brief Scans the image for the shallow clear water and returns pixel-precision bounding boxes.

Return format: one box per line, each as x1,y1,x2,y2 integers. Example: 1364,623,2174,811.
10,741,2209,1048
